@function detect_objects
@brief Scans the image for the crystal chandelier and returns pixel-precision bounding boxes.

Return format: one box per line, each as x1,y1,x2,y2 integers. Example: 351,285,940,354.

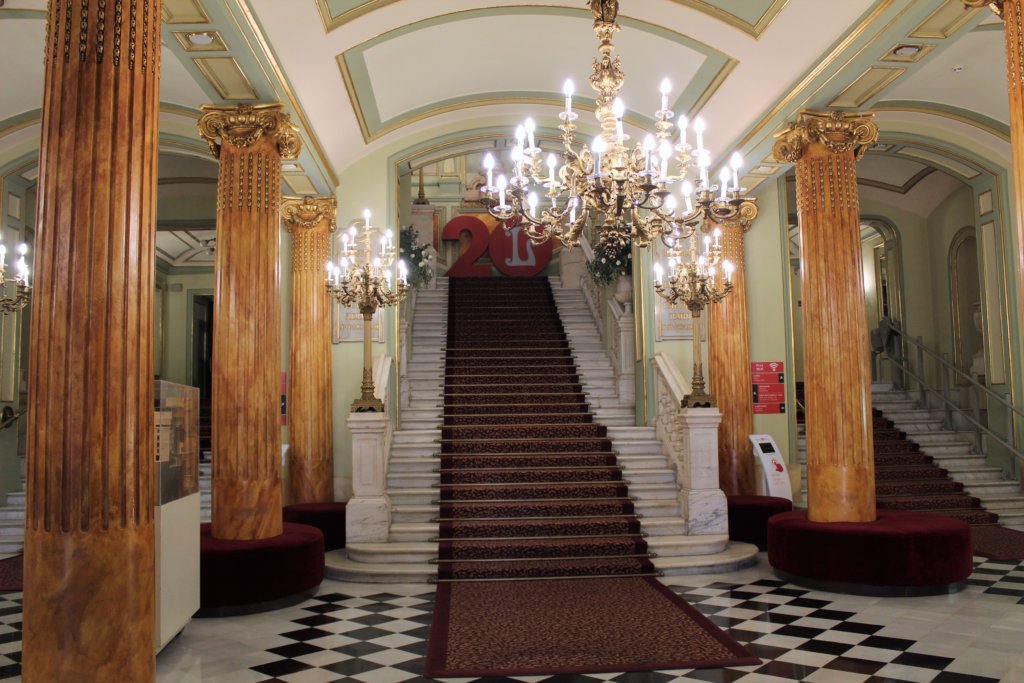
0,243,31,314
480,0,756,251
653,230,733,407
326,212,408,412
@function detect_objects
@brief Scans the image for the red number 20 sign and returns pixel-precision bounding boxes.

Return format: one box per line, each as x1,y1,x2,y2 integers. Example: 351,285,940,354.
442,215,553,277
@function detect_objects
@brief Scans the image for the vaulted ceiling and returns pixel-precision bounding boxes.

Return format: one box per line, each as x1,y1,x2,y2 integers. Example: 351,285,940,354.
0,0,1012,268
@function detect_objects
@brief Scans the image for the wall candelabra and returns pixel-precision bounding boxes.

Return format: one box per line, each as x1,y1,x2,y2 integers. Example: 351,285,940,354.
653,230,733,407
326,212,407,412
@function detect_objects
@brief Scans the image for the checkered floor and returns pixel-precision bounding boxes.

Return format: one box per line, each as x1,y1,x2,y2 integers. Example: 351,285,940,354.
1,556,1023,682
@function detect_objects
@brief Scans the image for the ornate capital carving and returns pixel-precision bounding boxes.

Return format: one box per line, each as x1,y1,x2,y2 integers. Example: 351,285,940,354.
281,196,338,233
772,110,879,163
198,103,303,160
961,0,1004,17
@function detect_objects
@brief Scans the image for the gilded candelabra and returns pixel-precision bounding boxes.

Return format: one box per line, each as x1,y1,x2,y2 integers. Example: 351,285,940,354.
326,212,408,412
0,243,30,314
479,0,756,252
653,230,733,407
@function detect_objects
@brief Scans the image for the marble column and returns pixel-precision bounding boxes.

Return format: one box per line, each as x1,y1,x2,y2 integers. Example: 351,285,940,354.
708,222,757,496
23,1,162,680
282,197,337,504
198,104,301,539
773,110,879,523
964,2,1024,395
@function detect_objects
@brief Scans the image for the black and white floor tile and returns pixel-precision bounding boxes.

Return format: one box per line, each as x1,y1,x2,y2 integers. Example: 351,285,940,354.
1,556,1023,682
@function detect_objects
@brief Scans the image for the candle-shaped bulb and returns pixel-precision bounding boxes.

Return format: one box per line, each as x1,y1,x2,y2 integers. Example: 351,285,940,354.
592,137,606,174
515,124,526,147
341,234,349,247
681,180,694,197
653,262,664,285
569,196,578,223
17,243,27,256
398,259,408,284
678,115,689,147
547,153,558,181
385,228,393,242
484,153,495,188
643,134,656,153
373,256,382,268
527,192,539,216
665,194,677,213
612,97,625,120
348,225,357,238
363,208,371,224
563,79,575,98
659,140,673,179
693,117,706,134
723,259,735,282
719,166,731,199
703,234,712,250
325,261,333,272
496,174,508,206
659,77,672,112
730,152,743,171
713,226,722,240
524,117,536,149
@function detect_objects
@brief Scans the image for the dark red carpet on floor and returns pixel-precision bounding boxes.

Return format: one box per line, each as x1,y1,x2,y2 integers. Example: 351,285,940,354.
426,277,756,677
424,576,759,678
0,555,22,591
971,524,1024,560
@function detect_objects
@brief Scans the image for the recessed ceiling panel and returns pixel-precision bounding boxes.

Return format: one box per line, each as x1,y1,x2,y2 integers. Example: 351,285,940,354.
163,0,211,25
193,57,258,100
858,154,928,187
909,0,980,39
829,67,905,109
340,8,727,142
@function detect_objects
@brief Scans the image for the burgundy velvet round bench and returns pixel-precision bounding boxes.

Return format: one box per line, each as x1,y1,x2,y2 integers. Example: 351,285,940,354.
727,495,793,551
283,502,347,551
768,509,972,596
198,522,325,617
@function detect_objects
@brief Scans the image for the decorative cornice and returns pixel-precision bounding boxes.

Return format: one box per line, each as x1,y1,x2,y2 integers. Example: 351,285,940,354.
281,196,337,233
772,110,879,163
961,1,1004,18
197,103,302,160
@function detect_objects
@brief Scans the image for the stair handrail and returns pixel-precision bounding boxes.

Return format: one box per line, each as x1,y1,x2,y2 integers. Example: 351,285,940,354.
652,352,692,458
578,233,605,341
0,406,25,431
880,345,1024,467
894,330,1024,422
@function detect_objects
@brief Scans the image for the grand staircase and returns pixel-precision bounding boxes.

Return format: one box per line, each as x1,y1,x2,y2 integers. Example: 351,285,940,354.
327,276,756,582
799,382,1024,531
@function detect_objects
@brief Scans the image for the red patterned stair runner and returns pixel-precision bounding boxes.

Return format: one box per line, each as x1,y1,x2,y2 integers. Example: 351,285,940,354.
433,277,658,581
872,410,998,525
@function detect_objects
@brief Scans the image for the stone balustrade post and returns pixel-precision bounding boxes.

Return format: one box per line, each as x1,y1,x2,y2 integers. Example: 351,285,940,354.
346,413,392,542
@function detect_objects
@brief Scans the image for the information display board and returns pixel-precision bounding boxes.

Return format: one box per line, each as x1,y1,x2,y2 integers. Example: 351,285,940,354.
751,361,786,414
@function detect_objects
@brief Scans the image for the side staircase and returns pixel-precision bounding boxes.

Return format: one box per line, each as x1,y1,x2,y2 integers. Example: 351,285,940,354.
327,276,756,582
799,382,1024,531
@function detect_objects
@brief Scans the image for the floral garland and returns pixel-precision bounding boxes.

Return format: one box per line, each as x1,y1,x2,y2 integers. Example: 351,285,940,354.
586,241,632,286
399,225,433,289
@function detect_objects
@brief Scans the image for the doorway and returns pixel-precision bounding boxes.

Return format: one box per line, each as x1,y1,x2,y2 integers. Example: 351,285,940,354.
191,294,214,398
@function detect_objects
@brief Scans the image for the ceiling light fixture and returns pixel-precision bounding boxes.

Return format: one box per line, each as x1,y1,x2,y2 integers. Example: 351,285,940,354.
891,44,922,57
479,0,756,251
188,32,215,46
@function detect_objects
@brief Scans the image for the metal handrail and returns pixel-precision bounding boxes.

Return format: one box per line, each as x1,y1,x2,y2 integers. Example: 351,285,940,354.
895,329,1024,422
0,407,25,431
881,350,1024,465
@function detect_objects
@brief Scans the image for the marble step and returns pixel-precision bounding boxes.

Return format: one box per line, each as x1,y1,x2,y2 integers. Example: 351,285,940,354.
386,467,675,489
392,430,441,445
388,452,669,475
976,495,1024,514
387,482,680,506
325,541,758,583
962,480,1022,497
387,515,688,544
390,497,681,523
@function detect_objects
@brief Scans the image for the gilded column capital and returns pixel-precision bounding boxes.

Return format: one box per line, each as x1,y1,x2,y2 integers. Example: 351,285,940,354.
961,0,1004,17
198,103,302,160
282,196,338,234
772,110,879,163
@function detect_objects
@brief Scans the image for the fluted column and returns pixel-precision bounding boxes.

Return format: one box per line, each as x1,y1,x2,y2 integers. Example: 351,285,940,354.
198,104,301,539
283,197,336,503
964,2,1024,372
708,222,756,496
773,110,879,522
23,1,161,680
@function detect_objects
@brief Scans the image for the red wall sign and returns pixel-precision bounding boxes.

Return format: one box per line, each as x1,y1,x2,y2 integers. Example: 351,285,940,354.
751,362,786,415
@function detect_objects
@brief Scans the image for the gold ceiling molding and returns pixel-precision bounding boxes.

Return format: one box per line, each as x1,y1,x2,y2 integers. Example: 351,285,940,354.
909,0,982,38
316,0,788,37
283,175,319,195
229,0,339,188
871,103,1011,143
829,67,905,108
772,110,879,162
193,57,258,100
734,0,897,151
668,0,790,37
163,0,211,24
857,165,936,194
